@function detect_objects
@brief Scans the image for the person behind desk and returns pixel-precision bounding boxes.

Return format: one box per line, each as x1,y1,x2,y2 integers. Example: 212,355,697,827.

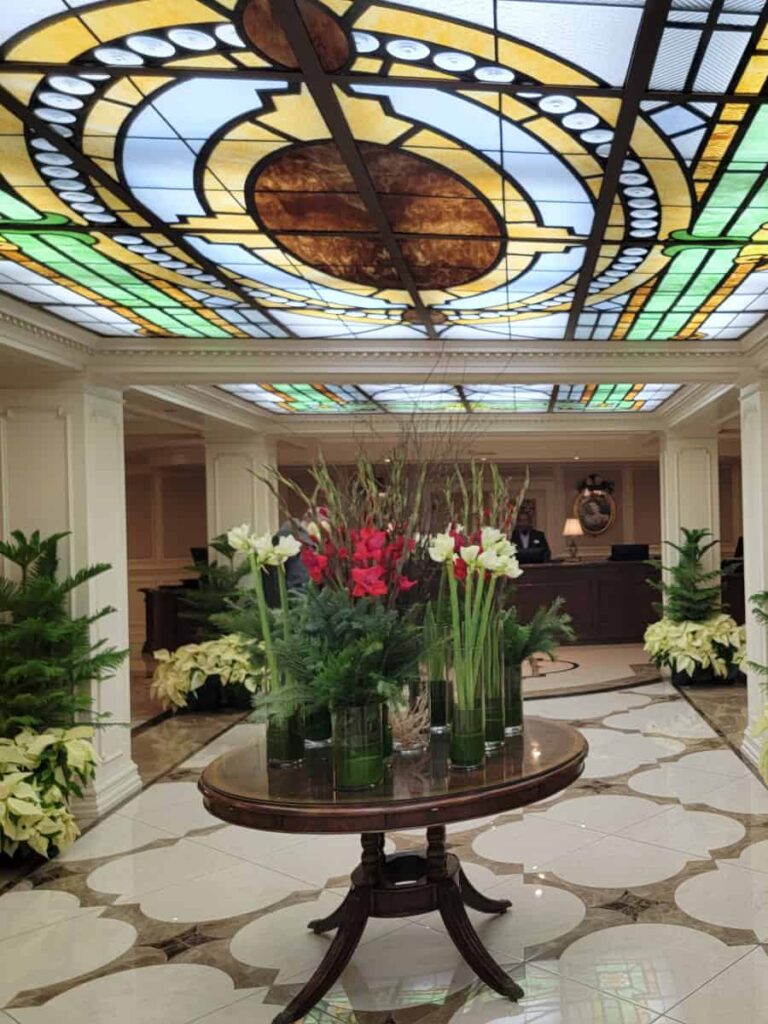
511,510,551,563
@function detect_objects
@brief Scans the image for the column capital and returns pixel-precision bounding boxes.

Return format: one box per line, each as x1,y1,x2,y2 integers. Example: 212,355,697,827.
739,377,768,403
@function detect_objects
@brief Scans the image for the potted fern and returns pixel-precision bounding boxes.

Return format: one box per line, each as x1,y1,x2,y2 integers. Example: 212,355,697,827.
500,599,575,734
644,528,745,684
0,530,126,859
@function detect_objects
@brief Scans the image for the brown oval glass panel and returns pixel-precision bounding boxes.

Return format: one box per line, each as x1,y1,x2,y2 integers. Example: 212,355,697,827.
252,141,504,290
241,0,350,73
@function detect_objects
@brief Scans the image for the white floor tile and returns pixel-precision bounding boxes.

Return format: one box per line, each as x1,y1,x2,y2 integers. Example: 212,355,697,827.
283,921,481,1012
543,834,701,889
675,861,768,939
230,891,404,984
579,728,684,779
0,908,135,1008
180,724,264,770
6,965,257,1024
472,816,603,871
628,763,733,804
87,838,244,903
538,794,666,834
627,681,678,697
0,891,85,943
187,825,303,864
603,701,716,739
699,775,768,815
60,815,177,863
527,692,650,722
261,834,395,887
664,947,768,1023
537,923,753,1016
414,862,585,961
118,782,221,835
668,750,753,779
395,815,498,837
137,860,301,923
444,962,659,1024
720,838,768,874
619,804,744,857
190,989,274,1024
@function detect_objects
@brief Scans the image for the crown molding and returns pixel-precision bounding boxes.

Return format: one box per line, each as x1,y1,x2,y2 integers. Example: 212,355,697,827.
89,337,750,385
0,302,94,368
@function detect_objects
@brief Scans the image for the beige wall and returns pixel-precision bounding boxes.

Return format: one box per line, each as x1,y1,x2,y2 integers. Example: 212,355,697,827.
125,464,207,653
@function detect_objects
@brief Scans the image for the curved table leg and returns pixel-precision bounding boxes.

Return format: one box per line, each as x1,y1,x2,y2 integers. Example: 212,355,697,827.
437,880,524,1001
274,891,369,1024
459,868,511,915
308,892,352,935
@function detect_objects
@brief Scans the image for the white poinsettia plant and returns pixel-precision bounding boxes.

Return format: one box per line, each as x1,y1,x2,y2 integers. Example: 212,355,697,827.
151,633,263,710
643,613,746,678
0,726,98,858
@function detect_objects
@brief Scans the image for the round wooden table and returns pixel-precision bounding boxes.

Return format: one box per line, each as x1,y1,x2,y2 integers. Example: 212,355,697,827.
199,717,587,1024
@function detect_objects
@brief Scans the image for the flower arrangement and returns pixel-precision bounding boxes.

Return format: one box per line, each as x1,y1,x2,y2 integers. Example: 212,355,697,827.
644,614,745,679
645,528,744,682
151,634,262,710
0,726,97,858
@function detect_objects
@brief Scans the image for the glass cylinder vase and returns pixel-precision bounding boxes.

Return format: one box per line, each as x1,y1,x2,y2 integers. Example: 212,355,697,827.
304,706,332,747
504,663,524,736
392,680,430,756
267,710,305,767
450,687,485,771
333,703,385,791
483,621,504,752
429,678,452,733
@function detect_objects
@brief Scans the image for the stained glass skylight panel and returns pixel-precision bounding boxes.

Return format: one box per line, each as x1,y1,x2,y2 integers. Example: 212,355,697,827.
1,2,768,341
219,382,681,414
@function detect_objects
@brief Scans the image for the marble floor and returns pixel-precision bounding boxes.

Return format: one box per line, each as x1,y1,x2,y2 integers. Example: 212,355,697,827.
3,680,767,1024
524,643,658,697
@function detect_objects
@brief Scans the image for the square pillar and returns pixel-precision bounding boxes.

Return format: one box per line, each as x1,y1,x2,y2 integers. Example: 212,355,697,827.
659,431,721,572
205,434,279,540
0,382,141,819
739,381,768,767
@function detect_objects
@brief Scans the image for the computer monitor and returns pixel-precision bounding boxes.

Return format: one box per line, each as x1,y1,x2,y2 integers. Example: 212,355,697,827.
609,543,649,562
518,546,547,564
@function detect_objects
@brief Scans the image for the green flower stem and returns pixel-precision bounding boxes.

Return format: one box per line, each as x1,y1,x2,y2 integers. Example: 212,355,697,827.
250,554,280,692
277,566,291,640
446,567,465,705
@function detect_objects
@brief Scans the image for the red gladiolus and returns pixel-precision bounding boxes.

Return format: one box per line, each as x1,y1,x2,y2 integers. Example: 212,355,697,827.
301,548,329,584
351,564,388,597
397,575,417,592
453,558,468,581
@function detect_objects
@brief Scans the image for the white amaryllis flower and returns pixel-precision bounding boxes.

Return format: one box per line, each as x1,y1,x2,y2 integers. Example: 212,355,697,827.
502,554,523,579
252,532,275,564
480,526,505,550
478,548,503,572
272,534,301,563
227,523,256,552
459,544,481,567
429,532,455,563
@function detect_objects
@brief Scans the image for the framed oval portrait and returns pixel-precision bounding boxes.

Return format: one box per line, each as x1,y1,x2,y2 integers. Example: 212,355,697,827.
573,491,616,536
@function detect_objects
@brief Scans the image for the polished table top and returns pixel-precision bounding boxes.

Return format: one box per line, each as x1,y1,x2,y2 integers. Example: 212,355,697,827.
199,717,587,834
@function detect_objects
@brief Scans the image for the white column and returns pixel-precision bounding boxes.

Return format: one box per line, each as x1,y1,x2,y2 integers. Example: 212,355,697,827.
0,382,141,819
659,430,721,571
739,381,768,767
205,434,279,540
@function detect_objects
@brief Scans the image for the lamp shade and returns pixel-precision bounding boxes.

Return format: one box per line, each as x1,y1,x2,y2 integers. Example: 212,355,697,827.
562,517,583,537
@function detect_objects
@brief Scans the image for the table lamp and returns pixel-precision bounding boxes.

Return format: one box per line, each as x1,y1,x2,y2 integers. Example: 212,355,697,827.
562,517,583,560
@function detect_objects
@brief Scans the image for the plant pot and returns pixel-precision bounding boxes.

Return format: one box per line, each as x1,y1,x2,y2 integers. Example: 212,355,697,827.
333,703,384,791
429,679,452,733
220,682,253,710
484,694,504,752
504,663,524,736
187,674,221,711
267,710,304,767
450,699,485,771
672,665,716,686
304,706,332,747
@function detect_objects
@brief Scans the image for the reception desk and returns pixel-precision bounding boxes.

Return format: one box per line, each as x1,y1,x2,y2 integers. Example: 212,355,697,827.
514,560,660,645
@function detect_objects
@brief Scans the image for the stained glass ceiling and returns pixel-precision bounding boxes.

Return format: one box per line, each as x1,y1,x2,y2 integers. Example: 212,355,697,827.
220,382,681,414
0,3,766,341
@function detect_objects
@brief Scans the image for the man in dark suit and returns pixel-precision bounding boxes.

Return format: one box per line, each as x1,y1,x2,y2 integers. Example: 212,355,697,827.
511,510,551,563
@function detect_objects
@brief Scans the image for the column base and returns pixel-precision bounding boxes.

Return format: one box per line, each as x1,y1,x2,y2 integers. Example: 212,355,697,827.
72,755,142,825
741,730,761,770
